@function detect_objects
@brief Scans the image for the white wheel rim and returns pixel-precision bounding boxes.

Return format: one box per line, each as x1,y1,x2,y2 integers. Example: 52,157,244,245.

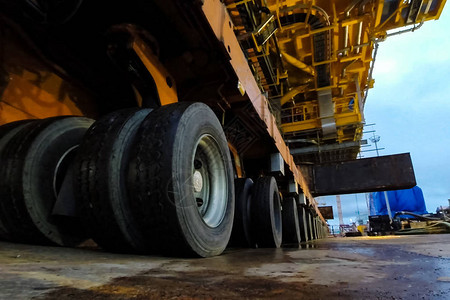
192,134,228,228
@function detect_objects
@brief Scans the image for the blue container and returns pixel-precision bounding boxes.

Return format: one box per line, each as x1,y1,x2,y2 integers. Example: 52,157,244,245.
370,186,427,217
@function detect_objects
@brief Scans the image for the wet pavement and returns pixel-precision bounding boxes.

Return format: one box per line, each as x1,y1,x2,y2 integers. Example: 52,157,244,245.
0,234,449,299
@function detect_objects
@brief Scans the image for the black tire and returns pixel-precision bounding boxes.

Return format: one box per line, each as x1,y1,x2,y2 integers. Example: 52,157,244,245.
229,178,255,247
0,116,94,246
129,102,234,257
0,120,38,240
282,197,300,247
251,176,282,248
74,108,152,253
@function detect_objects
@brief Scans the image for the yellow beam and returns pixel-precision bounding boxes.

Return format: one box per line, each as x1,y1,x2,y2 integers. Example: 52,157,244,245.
335,113,361,127
280,85,308,106
132,39,178,106
281,119,320,133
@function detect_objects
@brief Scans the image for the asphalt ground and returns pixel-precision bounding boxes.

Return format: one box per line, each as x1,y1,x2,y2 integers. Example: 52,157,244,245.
0,234,449,299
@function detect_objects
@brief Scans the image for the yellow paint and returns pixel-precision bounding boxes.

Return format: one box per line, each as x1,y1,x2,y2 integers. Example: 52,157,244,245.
435,0,448,19
132,40,178,106
359,235,404,240
229,0,447,147
2,73,83,119
281,119,319,133
357,225,367,234
0,21,97,125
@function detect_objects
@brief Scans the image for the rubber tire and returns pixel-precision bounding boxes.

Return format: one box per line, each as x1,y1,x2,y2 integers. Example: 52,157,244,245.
0,120,38,240
0,116,94,246
251,176,282,248
129,102,235,257
229,178,255,247
74,108,152,253
282,197,300,247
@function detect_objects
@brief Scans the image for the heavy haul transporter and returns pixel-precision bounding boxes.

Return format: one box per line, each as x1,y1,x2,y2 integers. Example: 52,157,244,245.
0,0,445,257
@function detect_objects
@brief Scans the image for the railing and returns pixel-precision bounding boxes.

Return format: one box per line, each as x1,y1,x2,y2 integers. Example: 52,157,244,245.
281,102,318,125
335,96,358,115
280,94,361,135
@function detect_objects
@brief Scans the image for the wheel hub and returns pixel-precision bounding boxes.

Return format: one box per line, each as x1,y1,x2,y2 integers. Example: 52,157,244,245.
191,134,228,228
193,170,203,193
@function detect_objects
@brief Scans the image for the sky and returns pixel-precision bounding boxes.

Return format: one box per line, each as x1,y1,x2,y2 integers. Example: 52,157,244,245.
323,6,450,227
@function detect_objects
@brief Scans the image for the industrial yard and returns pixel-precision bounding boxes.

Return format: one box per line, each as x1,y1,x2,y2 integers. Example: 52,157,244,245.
1,235,449,299
0,0,449,299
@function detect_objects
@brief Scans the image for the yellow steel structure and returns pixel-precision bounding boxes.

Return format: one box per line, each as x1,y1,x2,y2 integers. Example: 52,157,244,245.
0,22,177,126
131,36,179,106
227,0,446,162
0,20,95,125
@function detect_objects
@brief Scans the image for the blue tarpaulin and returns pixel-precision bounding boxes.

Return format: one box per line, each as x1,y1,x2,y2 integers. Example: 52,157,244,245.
370,186,427,217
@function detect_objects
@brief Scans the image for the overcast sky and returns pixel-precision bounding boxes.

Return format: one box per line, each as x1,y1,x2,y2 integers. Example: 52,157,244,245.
324,6,450,227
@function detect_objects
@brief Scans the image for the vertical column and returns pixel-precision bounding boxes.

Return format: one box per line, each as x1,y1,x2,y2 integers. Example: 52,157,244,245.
297,205,309,242
306,209,313,241
313,216,318,240
314,218,319,240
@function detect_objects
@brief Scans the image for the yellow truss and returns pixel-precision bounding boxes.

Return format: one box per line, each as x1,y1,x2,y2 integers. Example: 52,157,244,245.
229,0,446,148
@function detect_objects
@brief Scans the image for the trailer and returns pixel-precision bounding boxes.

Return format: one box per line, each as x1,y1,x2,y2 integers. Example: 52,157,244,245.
0,0,446,257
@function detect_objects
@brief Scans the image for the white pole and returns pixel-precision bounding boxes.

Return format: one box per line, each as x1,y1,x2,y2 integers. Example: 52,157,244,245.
384,191,393,222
